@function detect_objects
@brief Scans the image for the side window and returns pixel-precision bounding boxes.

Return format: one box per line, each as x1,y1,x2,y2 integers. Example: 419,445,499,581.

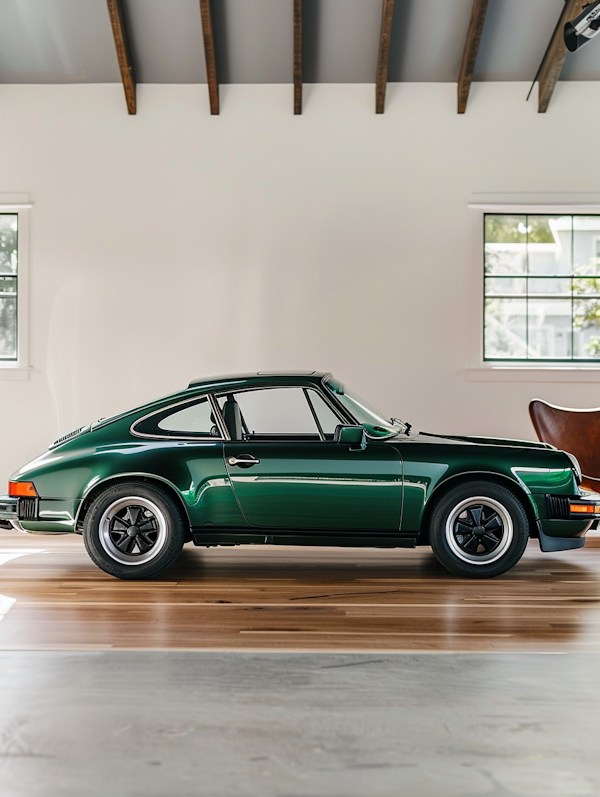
306,390,342,438
135,397,220,438
219,388,320,438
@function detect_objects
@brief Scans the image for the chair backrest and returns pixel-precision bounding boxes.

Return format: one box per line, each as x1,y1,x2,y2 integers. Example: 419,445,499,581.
529,399,600,490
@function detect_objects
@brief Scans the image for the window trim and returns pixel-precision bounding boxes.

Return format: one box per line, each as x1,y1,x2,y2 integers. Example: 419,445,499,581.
469,203,600,382
0,203,31,379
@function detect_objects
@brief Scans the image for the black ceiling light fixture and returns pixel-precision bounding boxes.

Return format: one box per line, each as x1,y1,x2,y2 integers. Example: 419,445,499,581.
564,0,600,52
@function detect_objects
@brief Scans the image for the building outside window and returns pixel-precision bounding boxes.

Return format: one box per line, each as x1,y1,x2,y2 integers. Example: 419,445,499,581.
0,213,18,361
484,214,600,362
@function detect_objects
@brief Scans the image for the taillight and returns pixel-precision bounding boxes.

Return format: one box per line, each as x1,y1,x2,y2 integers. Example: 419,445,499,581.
9,481,38,497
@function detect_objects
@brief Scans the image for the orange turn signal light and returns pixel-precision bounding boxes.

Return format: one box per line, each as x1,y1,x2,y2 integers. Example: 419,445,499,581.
9,481,38,498
570,503,597,514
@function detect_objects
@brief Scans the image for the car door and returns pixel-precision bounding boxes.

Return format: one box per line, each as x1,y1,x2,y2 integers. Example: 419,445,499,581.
220,386,403,531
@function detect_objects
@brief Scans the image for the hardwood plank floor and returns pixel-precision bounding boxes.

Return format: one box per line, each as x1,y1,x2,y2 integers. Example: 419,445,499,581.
1,528,600,651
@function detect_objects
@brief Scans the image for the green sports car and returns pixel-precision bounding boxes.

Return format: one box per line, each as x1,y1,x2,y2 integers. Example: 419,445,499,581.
1,371,598,580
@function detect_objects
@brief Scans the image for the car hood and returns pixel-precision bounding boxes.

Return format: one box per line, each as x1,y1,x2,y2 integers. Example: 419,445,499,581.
410,431,555,450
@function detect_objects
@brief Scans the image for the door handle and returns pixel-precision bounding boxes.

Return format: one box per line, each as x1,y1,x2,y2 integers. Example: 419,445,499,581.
227,455,260,468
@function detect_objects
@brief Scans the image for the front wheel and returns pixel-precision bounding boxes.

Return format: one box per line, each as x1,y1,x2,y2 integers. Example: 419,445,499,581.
429,482,529,578
83,482,186,580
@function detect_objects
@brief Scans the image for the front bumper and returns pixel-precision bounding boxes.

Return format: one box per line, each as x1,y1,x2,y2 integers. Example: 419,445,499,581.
536,490,600,552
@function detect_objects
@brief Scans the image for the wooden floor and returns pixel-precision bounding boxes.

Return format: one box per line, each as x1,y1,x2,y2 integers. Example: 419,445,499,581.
2,528,600,652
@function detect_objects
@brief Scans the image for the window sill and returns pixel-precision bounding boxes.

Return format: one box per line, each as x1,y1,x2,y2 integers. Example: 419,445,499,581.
468,366,600,383
0,366,31,381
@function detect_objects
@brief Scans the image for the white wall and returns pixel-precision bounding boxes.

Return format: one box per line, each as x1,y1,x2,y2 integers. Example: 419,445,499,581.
1,81,600,478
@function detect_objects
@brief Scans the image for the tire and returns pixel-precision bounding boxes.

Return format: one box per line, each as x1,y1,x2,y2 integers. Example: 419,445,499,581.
83,482,186,580
429,481,529,579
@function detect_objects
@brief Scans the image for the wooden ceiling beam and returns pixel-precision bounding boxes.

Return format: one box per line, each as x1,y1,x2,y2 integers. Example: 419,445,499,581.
106,0,136,115
457,0,489,114
293,0,302,114
200,0,219,114
375,0,395,114
538,0,588,113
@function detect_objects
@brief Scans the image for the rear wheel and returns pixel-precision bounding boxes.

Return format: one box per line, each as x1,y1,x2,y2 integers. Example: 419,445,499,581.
83,482,186,580
429,481,529,578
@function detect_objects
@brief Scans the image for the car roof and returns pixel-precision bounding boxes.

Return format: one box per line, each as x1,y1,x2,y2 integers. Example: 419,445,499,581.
187,371,329,389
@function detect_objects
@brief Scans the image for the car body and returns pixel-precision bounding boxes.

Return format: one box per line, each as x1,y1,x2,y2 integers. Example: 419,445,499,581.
1,370,599,579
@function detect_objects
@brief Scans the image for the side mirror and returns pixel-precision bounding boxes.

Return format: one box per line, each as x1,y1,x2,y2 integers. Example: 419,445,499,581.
334,425,366,450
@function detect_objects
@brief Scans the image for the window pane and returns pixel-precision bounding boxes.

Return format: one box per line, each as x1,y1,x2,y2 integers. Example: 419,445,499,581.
484,298,527,359
573,274,600,298
0,297,16,358
307,390,341,435
527,277,571,296
484,215,526,276
528,216,571,275
229,388,318,435
573,216,600,276
157,398,217,435
0,215,17,275
528,299,572,359
0,276,16,295
574,299,600,358
485,277,526,296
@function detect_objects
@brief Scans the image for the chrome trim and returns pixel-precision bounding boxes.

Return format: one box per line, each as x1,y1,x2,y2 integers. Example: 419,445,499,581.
130,394,226,442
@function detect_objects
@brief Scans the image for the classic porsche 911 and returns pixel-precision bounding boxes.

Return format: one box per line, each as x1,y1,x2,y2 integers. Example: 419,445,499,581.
0,371,598,580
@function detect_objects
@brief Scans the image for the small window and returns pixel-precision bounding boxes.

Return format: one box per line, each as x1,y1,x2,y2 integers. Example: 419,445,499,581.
219,388,321,439
0,214,18,361
484,213,600,362
134,397,221,438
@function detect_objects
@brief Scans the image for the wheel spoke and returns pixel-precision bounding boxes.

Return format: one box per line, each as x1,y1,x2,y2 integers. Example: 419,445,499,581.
137,519,157,532
115,535,135,554
112,516,129,530
462,534,480,553
483,514,502,532
481,532,500,552
468,506,483,526
126,506,142,526
136,533,154,553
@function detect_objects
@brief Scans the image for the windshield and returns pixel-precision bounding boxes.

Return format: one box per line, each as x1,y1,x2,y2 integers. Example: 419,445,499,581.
324,377,402,438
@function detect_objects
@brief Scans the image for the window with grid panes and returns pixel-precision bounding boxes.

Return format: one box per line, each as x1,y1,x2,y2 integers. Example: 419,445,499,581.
0,214,18,361
484,214,600,362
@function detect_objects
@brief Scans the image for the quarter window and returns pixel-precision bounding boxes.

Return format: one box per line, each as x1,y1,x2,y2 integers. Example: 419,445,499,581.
484,214,600,361
135,397,221,438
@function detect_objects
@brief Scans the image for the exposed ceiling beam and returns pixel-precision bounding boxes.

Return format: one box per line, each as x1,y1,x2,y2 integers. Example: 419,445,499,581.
457,0,489,114
106,0,136,115
538,0,588,113
293,0,302,115
375,0,395,114
200,0,219,114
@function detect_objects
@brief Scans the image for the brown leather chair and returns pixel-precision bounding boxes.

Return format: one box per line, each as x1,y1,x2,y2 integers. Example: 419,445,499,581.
529,399,600,492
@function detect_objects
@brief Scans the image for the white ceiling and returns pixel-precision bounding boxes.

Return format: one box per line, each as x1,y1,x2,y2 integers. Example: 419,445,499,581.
0,0,599,85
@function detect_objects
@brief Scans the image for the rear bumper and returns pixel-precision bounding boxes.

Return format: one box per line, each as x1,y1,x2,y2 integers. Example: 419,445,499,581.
0,495,75,534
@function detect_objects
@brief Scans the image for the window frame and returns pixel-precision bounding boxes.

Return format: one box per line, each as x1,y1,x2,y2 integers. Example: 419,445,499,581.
215,384,346,442
469,203,600,383
0,203,30,379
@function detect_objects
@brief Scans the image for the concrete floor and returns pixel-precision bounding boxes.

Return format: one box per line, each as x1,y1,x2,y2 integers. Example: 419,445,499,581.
0,651,598,797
